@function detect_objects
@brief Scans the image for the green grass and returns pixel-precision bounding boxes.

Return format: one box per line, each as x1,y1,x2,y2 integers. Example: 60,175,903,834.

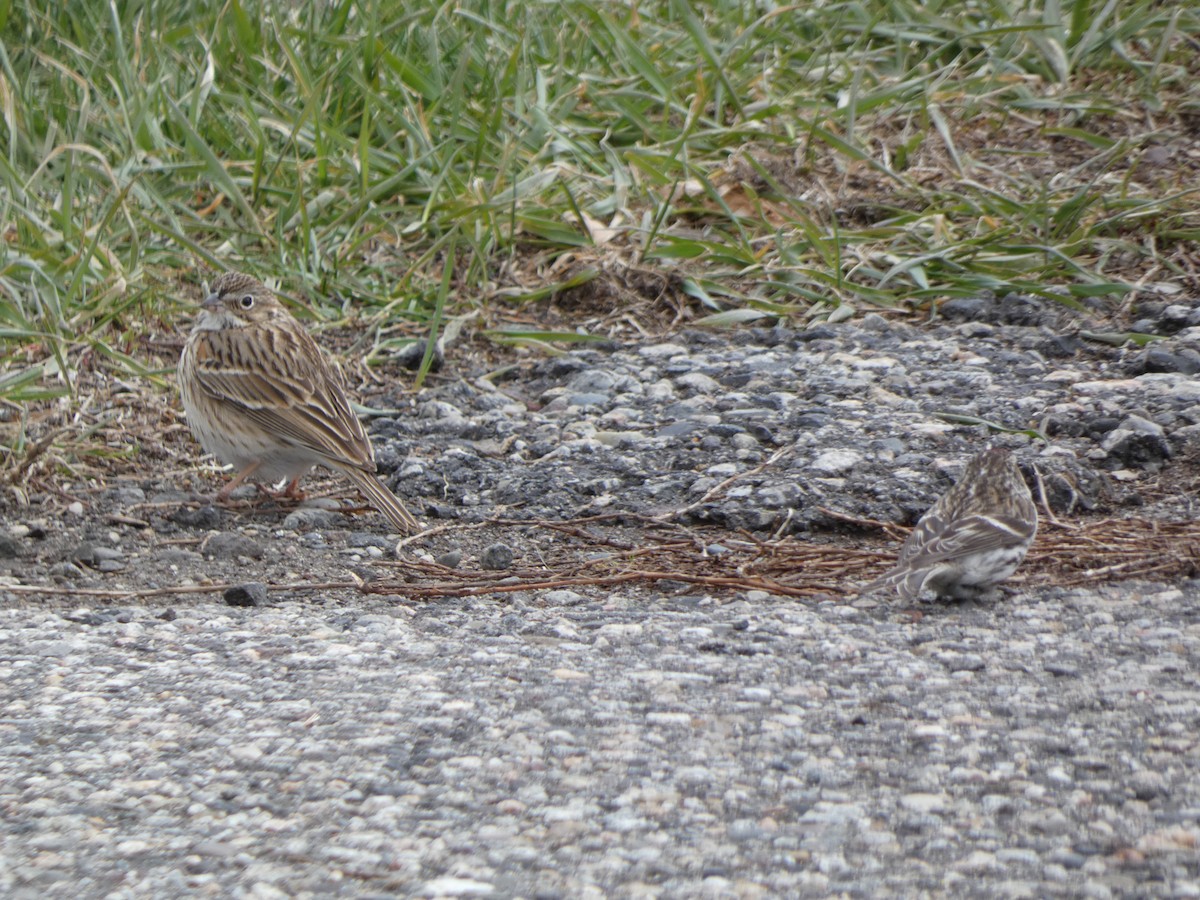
1,0,1198,413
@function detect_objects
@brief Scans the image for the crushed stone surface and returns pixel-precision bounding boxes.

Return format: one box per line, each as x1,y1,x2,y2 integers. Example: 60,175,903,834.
3,296,1200,897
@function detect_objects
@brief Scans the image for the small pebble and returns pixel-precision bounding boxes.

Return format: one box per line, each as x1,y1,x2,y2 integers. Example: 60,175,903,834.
480,543,514,570
201,533,265,560
170,505,223,529
346,532,392,550
394,336,445,371
282,508,339,530
224,582,269,607
107,486,147,506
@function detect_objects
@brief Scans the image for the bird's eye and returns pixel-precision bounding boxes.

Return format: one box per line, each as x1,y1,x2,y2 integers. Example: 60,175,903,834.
240,294,255,309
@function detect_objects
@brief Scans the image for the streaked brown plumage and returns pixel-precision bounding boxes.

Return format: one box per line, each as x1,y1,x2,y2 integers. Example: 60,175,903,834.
862,448,1037,601
178,272,419,534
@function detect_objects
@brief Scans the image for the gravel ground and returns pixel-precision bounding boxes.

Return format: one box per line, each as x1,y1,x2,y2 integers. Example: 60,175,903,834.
2,294,1200,898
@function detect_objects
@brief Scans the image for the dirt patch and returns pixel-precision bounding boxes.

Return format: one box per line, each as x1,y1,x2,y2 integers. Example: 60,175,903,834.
3,292,1199,611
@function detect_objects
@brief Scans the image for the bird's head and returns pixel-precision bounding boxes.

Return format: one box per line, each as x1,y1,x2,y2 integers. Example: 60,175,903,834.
193,272,281,330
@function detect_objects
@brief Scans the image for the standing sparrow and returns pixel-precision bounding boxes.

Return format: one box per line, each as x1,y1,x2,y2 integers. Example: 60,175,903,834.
178,272,420,534
862,448,1037,601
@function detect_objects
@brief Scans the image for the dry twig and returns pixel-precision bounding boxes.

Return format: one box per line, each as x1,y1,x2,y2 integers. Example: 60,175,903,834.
5,514,1195,605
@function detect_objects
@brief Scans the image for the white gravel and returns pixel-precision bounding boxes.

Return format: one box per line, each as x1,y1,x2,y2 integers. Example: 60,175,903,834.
3,579,1199,897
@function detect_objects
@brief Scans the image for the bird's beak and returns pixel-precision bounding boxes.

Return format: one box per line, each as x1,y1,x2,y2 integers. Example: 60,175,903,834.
202,292,223,311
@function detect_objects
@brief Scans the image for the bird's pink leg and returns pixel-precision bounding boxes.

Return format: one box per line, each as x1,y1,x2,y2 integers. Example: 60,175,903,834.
215,461,262,502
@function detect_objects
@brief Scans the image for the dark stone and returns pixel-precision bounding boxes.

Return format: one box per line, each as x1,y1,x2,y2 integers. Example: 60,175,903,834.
658,421,703,439
48,561,86,582
939,292,1079,328
202,533,265,559
745,424,776,444
1125,346,1200,376
938,296,987,320
282,509,339,530
435,549,464,568
719,372,754,389
1086,417,1122,439
526,440,557,459
480,543,514,570
1036,334,1086,358
492,478,531,506
1158,304,1200,332
372,444,406,472
171,505,223,529
996,293,1058,326
715,505,782,532
796,326,838,342
71,544,124,569
0,535,21,558
62,611,109,626
1101,416,1172,469
1130,318,1157,334
1048,849,1087,870
393,337,444,372
792,413,831,429
347,532,392,550
224,582,269,607
63,608,134,626
708,424,746,438
106,486,147,506
1044,661,1082,677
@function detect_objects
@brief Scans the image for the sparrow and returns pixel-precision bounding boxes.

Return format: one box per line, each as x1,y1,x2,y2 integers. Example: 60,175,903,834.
178,272,419,533
862,448,1037,601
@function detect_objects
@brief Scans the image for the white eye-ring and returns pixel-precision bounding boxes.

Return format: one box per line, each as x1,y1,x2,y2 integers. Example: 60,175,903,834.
240,294,255,309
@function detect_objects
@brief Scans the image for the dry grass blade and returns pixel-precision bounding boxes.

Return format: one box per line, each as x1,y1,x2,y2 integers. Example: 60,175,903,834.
1023,518,1200,587
2,426,67,484
365,515,1200,601
5,516,1193,604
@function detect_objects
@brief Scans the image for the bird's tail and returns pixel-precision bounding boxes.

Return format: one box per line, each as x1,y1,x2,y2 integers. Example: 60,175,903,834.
345,468,421,534
859,566,929,603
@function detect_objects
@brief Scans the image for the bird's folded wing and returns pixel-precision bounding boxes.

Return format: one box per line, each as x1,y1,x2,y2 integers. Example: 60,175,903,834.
898,514,1034,569
192,332,375,472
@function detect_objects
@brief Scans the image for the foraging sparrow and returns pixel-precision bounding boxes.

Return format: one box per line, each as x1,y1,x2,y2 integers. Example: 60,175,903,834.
862,448,1037,601
178,272,420,534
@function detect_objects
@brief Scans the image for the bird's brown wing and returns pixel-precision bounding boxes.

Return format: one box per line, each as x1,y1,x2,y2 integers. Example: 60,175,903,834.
896,513,1035,569
862,513,1034,600
189,321,376,473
